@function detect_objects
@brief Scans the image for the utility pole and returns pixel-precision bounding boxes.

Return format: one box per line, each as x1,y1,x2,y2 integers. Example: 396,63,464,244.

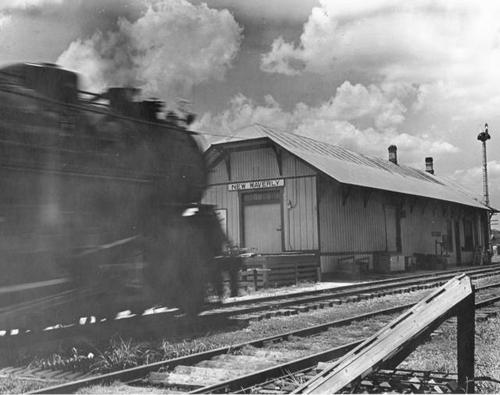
477,123,491,206
477,123,491,261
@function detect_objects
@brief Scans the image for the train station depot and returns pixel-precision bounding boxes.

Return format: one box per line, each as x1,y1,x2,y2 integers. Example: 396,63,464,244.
203,124,495,282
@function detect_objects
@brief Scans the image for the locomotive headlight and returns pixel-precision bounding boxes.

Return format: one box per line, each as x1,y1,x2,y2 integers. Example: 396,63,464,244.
182,207,199,217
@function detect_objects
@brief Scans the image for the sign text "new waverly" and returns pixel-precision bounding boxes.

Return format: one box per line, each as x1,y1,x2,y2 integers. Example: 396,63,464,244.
228,179,284,191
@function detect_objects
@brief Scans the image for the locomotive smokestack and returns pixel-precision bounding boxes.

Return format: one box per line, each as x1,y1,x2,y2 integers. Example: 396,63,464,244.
139,100,164,121
106,87,140,114
388,145,398,165
425,157,434,174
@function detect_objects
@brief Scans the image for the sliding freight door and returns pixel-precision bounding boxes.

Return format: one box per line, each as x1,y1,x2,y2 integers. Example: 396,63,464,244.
241,190,283,253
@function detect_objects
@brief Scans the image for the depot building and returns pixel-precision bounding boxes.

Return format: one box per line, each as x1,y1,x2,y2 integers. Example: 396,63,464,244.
203,124,494,280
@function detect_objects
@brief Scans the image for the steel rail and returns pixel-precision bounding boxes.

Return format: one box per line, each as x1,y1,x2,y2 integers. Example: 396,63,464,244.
30,304,413,394
31,279,500,394
219,263,500,308
5,264,500,344
192,291,500,394
3,265,498,363
6,263,499,348
206,265,500,318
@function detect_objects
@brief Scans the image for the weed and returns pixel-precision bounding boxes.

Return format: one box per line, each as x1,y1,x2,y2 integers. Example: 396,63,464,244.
91,337,151,373
159,339,217,360
28,347,95,371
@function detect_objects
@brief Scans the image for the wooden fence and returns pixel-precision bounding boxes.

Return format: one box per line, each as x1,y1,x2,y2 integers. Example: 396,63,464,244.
240,253,319,290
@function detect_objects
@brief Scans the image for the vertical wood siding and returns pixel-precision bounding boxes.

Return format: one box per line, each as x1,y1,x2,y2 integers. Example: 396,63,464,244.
206,144,488,263
202,184,240,246
400,202,450,256
282,152,316,177
207,160,228,183
319,178,487,267
319,182,387,253
283,176,318,251
204,146,317,251
231,149,280,180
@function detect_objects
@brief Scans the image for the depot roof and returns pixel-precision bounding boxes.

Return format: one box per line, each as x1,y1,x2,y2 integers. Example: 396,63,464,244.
206,124,493,211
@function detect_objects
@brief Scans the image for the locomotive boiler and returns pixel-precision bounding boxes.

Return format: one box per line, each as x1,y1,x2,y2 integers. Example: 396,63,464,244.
0,62,226,331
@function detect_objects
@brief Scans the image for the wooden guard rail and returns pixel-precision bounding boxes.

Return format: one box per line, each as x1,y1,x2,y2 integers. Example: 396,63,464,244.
294,274,476,394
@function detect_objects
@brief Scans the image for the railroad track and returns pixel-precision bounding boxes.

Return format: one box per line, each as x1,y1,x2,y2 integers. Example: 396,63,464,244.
207,263,500,320
1,263,500,366
0,263,497,354
1,266,500,391
28,277,500,394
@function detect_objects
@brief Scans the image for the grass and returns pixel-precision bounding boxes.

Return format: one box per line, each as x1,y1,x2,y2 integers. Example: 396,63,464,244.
401,315,500,393
0,376,60,394
76,382,167,394
14,274,500,373
5,275,500,393
23,290,431,374
5,291,422,394
71,313,500,394
90,338,152,372
90,337,219,373
29,347,95,371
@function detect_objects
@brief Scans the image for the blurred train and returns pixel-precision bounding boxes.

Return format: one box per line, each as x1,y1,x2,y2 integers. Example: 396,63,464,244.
0,62,229,331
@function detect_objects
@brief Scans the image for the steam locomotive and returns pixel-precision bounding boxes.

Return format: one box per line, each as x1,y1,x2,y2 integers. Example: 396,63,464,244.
0,62,227,331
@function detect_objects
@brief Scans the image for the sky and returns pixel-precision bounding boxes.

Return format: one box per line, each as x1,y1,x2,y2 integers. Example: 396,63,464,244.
1,0,500,214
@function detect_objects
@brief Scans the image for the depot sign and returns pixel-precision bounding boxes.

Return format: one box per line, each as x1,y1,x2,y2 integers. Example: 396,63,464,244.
228,178,284,191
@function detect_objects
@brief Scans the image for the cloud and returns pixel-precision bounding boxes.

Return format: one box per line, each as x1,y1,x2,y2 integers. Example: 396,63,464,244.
195,80,459,164
453,160,500,207
260,37,304,75
258,0,500,188
56,0,243,101
259,0,500,121
261,0,500,82
199,0,319,23
316,81,409,130
0,0,63,10
0,0,62,26
0,13,11,27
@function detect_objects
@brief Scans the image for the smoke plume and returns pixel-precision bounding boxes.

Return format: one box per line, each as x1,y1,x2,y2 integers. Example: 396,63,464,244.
57,0,242,102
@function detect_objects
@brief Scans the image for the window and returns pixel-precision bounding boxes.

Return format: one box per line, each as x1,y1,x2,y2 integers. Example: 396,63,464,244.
242,190,281,204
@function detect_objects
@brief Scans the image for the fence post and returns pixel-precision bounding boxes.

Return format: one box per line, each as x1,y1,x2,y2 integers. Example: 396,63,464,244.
457,286,475,393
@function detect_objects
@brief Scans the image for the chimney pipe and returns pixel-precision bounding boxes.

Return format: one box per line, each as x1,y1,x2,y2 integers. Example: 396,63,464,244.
425,157,434,174
388,145,398,165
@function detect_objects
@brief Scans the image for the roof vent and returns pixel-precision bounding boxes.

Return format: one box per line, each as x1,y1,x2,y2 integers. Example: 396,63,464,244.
425,157,434,175
388,145,398,165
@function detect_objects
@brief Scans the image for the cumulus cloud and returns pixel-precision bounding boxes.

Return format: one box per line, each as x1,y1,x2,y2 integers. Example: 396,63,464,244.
195,80,459,164
453,160,500,206
57,0,242,101
260,0,500,120
0,0,63,10
256,0,500,196
261,1,498,81
0,0,62,25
